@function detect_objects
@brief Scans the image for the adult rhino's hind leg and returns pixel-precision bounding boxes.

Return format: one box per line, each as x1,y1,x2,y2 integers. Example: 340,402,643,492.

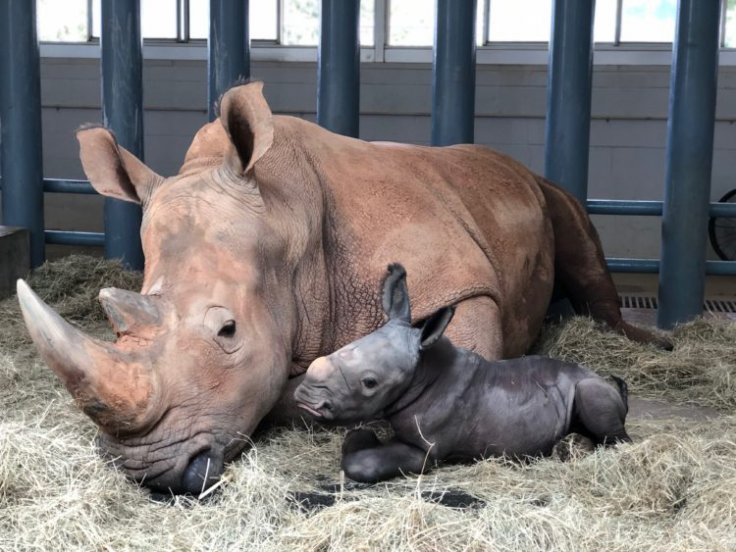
572,378,631,446
538,178,672,350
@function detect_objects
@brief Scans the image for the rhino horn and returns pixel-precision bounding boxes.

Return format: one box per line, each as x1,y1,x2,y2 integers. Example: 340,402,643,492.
16,279,156,433
99,287,160,336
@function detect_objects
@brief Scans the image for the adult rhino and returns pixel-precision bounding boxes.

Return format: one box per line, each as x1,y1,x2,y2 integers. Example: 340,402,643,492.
17,81,664,495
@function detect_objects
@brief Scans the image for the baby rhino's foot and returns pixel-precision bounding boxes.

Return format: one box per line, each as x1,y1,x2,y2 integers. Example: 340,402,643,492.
342,428,382,455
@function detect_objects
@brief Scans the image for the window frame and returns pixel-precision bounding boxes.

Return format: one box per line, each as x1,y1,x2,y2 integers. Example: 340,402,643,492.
37,0,736,66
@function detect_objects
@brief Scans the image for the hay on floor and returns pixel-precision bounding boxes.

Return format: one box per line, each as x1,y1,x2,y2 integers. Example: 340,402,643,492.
1,255,735,551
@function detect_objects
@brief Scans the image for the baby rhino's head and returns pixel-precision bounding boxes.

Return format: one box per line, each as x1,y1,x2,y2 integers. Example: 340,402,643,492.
294,263,455,424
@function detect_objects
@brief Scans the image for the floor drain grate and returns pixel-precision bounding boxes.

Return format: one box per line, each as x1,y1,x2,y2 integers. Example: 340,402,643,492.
619,295,736,313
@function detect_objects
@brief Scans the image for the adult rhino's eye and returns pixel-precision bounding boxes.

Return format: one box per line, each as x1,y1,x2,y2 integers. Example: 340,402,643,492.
362,376,378,389
218,320,236,338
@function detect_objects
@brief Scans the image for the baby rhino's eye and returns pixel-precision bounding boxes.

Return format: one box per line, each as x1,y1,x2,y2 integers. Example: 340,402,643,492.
361,376,378,389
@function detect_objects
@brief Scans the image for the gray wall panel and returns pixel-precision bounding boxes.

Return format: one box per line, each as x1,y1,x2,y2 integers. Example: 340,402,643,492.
14,57,736,262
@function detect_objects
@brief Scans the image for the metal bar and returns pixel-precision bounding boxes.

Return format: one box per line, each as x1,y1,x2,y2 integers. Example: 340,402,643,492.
587,199,736,218
0,0,45,268
705,260,736,276
177,0,184,42
431,0,477,146
709,202,736,218
208,0,250,121
277,0,284,45
606,258,736,276
87,0,94,42
658,0,721,329
374,0,387,63
544,0,596,203
45,230,105,247
43,179,97,194
483,0,490,44
183,0,190,42
606,258,660,274
614,0,623,46
101,0,144,269
317,0,361,137
586,199,663,216
720,0,728,49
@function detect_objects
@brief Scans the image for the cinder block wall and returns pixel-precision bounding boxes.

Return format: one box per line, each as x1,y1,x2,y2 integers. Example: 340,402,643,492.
7,58,736,260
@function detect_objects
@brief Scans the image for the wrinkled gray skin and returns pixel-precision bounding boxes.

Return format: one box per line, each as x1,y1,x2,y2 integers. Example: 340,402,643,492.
294,264,631,483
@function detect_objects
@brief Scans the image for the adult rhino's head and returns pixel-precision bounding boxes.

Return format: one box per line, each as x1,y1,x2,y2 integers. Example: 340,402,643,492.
294,264,455,424
17,82,312,495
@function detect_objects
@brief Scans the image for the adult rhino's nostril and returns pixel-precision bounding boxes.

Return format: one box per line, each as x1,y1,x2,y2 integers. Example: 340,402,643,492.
322,400,332,411
180,450,223,496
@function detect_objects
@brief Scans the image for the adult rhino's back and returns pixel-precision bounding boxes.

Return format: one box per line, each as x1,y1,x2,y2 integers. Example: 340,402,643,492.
288,120,555,352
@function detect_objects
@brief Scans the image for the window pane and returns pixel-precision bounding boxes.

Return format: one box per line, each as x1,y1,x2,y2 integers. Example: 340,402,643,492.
389,0,433,46
189,0,208,39
594,0,617,43
489,0,550,42
388,0,483,47
37,0,89,42
726,0,736,48
476,0,485,45
282,0,319,45
360,0,375,46
189,0,278,41
251,0,279,40
91,0,178,39
620,0,676,42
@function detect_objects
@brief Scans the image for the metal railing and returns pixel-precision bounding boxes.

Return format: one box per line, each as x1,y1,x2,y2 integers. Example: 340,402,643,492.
26,177,736,276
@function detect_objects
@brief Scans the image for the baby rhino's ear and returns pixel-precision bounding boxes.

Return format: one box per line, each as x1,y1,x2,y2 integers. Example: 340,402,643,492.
420,306,455,349
382,263,411,323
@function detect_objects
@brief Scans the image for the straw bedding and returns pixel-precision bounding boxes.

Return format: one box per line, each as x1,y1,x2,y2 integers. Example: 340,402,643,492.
1,256,735,551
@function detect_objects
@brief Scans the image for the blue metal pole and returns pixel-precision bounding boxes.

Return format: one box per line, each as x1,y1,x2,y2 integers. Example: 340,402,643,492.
0,0,45,267
431,0,477,146
208,0,250,122
101,0,144,269
657,0,720,329
544,0,596,203
317,0,360,137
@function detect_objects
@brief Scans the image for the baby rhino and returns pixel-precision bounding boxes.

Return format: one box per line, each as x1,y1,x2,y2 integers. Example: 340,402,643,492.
294,263,631,483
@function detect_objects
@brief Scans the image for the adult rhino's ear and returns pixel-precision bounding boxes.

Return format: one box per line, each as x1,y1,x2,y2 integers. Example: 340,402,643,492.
77,126,163,205
219,81,274,176
382,263,411,323
420,306,455,350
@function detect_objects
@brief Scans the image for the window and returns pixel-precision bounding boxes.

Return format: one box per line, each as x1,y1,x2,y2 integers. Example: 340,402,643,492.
619,0,676,43
37,0,89,42
34,0,736,52
488,0,551,42
281,0,374,46
91,0,178,40
189,0,279,41
387,0,484,46
725,0,736,48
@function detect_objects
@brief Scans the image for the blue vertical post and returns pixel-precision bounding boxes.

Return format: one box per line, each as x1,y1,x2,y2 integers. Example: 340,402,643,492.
431,0,477,146
657,0,720,329
208,0,250,121
0,0,45,267
317,0,360,137
544,0,596,203
101,0,144,269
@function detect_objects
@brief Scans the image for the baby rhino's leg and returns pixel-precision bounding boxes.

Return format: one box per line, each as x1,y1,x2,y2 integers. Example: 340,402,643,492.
572,378,631,445
341,436,429,483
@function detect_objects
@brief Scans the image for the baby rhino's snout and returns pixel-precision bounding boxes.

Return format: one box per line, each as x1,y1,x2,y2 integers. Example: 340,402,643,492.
294,356,339,419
